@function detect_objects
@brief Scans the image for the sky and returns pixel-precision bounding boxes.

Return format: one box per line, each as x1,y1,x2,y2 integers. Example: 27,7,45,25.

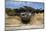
5,0,44,9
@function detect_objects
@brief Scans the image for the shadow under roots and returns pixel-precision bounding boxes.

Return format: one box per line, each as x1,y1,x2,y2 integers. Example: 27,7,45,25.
21,19,30,24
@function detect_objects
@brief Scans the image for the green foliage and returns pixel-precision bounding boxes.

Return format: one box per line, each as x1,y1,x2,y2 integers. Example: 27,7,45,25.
5,6,44,16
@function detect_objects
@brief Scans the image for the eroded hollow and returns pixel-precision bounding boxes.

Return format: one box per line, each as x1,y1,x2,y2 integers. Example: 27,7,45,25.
20,12,32,24
21,18,30,24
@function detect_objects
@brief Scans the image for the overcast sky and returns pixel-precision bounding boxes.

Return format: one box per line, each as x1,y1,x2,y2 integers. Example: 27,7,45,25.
5,0,44,9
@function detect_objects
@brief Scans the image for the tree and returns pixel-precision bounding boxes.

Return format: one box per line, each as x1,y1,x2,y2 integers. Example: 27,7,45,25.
5,8,12,15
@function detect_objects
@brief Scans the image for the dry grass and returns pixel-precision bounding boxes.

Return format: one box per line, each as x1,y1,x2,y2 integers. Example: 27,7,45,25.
5,13,44,26
30,13,44,25
5,16,22,26
5,13,44,30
